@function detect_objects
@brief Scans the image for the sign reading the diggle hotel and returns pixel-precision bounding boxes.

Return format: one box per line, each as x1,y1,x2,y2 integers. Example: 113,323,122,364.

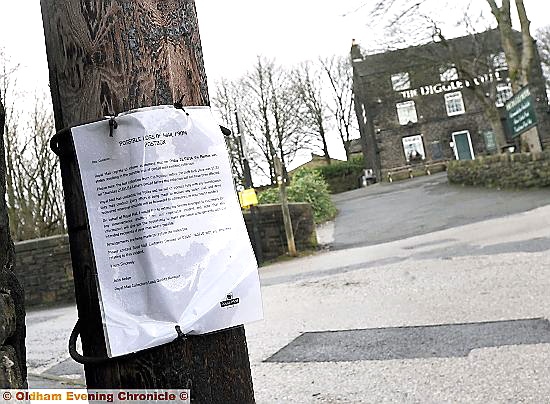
399,71,504,100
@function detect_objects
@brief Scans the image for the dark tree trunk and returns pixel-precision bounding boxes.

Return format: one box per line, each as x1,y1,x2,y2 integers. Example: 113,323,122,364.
0,94,27,389
40,1,255,401
319,125,331,164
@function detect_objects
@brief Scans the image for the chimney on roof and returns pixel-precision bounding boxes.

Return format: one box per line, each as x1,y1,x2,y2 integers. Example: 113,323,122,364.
351,39,363,62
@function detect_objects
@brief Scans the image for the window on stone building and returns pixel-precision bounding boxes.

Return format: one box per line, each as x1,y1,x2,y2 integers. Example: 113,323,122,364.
391,72,410,91
495,82,513,107
483,131,498,153
492,52,508,71
402,135,426,162
444,91,465,116
431,141,443,160
440,66,458,81
396,100,418,125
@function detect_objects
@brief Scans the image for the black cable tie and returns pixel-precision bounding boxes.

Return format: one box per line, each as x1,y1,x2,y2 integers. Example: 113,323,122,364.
50,127,72,156
108,116,118,137
175,325,186,341
174,96,189,116
219,125,232,136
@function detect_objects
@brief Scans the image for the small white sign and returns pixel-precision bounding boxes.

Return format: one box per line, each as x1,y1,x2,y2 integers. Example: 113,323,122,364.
71,106,263,357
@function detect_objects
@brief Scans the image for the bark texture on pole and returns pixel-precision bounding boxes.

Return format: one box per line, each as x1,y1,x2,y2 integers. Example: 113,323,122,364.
41,1,255,400
42,0,210,127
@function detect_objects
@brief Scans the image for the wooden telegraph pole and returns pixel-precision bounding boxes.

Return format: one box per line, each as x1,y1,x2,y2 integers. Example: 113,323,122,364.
41,1,255,401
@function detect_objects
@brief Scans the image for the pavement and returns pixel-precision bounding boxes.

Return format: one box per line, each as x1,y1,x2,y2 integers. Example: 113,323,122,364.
26,306,84,389
250,203,550,403
25,174,550,402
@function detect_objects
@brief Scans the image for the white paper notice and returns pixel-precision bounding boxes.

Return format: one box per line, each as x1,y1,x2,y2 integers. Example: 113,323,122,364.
71,106,263,357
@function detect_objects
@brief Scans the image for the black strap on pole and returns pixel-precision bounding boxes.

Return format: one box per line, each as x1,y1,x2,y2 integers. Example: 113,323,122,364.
68,319,110,365
69,320,188,365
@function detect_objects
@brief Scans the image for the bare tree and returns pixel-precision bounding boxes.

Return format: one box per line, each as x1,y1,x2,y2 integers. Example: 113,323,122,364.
239,57,311,184
320,56,356,159
240,57,278,183
0,91,11,266
1,54,65,241
430,28,510,148
212,78,246,187
535,25,550,91
352,0,451,51
292,62,332,164
438,0,537,149
486,0,536,92
1,72,27,391
267,60,311,180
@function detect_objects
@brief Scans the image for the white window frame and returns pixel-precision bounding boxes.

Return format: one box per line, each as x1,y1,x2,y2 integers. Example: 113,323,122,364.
492,51,508,71
495,82,513,107
391,72,410,91
440,66,458,82
402,134,426,162
396,100,418,125
451,130,475,160
444,91,465,116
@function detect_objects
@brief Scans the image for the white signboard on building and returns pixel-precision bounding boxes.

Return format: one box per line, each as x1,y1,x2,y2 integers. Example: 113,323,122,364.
71,106,263,357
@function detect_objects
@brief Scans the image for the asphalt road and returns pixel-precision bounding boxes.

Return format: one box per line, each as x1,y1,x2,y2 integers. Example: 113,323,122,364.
251,203,550,403
330,172,550,250
25,174,550,402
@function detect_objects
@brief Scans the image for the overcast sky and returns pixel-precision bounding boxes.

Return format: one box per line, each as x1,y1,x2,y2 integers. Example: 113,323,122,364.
3,1,548,94
0,1,549,161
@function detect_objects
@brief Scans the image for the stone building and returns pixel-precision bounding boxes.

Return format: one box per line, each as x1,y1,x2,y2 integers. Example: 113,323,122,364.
351,29,550,179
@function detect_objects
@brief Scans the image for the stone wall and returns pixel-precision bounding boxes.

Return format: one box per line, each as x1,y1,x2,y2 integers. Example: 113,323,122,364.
325,174,362,194
243,203,317,263
12,204,317,307
447,151,550,188
14,235,75,308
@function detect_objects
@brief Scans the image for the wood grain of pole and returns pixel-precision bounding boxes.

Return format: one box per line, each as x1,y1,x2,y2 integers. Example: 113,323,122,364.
40,1,254,400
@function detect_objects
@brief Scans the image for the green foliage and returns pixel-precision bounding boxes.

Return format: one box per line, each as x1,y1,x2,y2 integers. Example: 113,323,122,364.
257,187,279,204
258,169,337,223
309,156,365,194
289,169,337,223
316,156,364,179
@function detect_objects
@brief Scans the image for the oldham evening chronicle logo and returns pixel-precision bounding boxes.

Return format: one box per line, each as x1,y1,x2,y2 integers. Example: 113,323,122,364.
220,293,240,308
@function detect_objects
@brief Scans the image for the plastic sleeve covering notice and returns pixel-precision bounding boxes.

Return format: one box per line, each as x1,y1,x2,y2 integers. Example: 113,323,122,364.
71,106,263,357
